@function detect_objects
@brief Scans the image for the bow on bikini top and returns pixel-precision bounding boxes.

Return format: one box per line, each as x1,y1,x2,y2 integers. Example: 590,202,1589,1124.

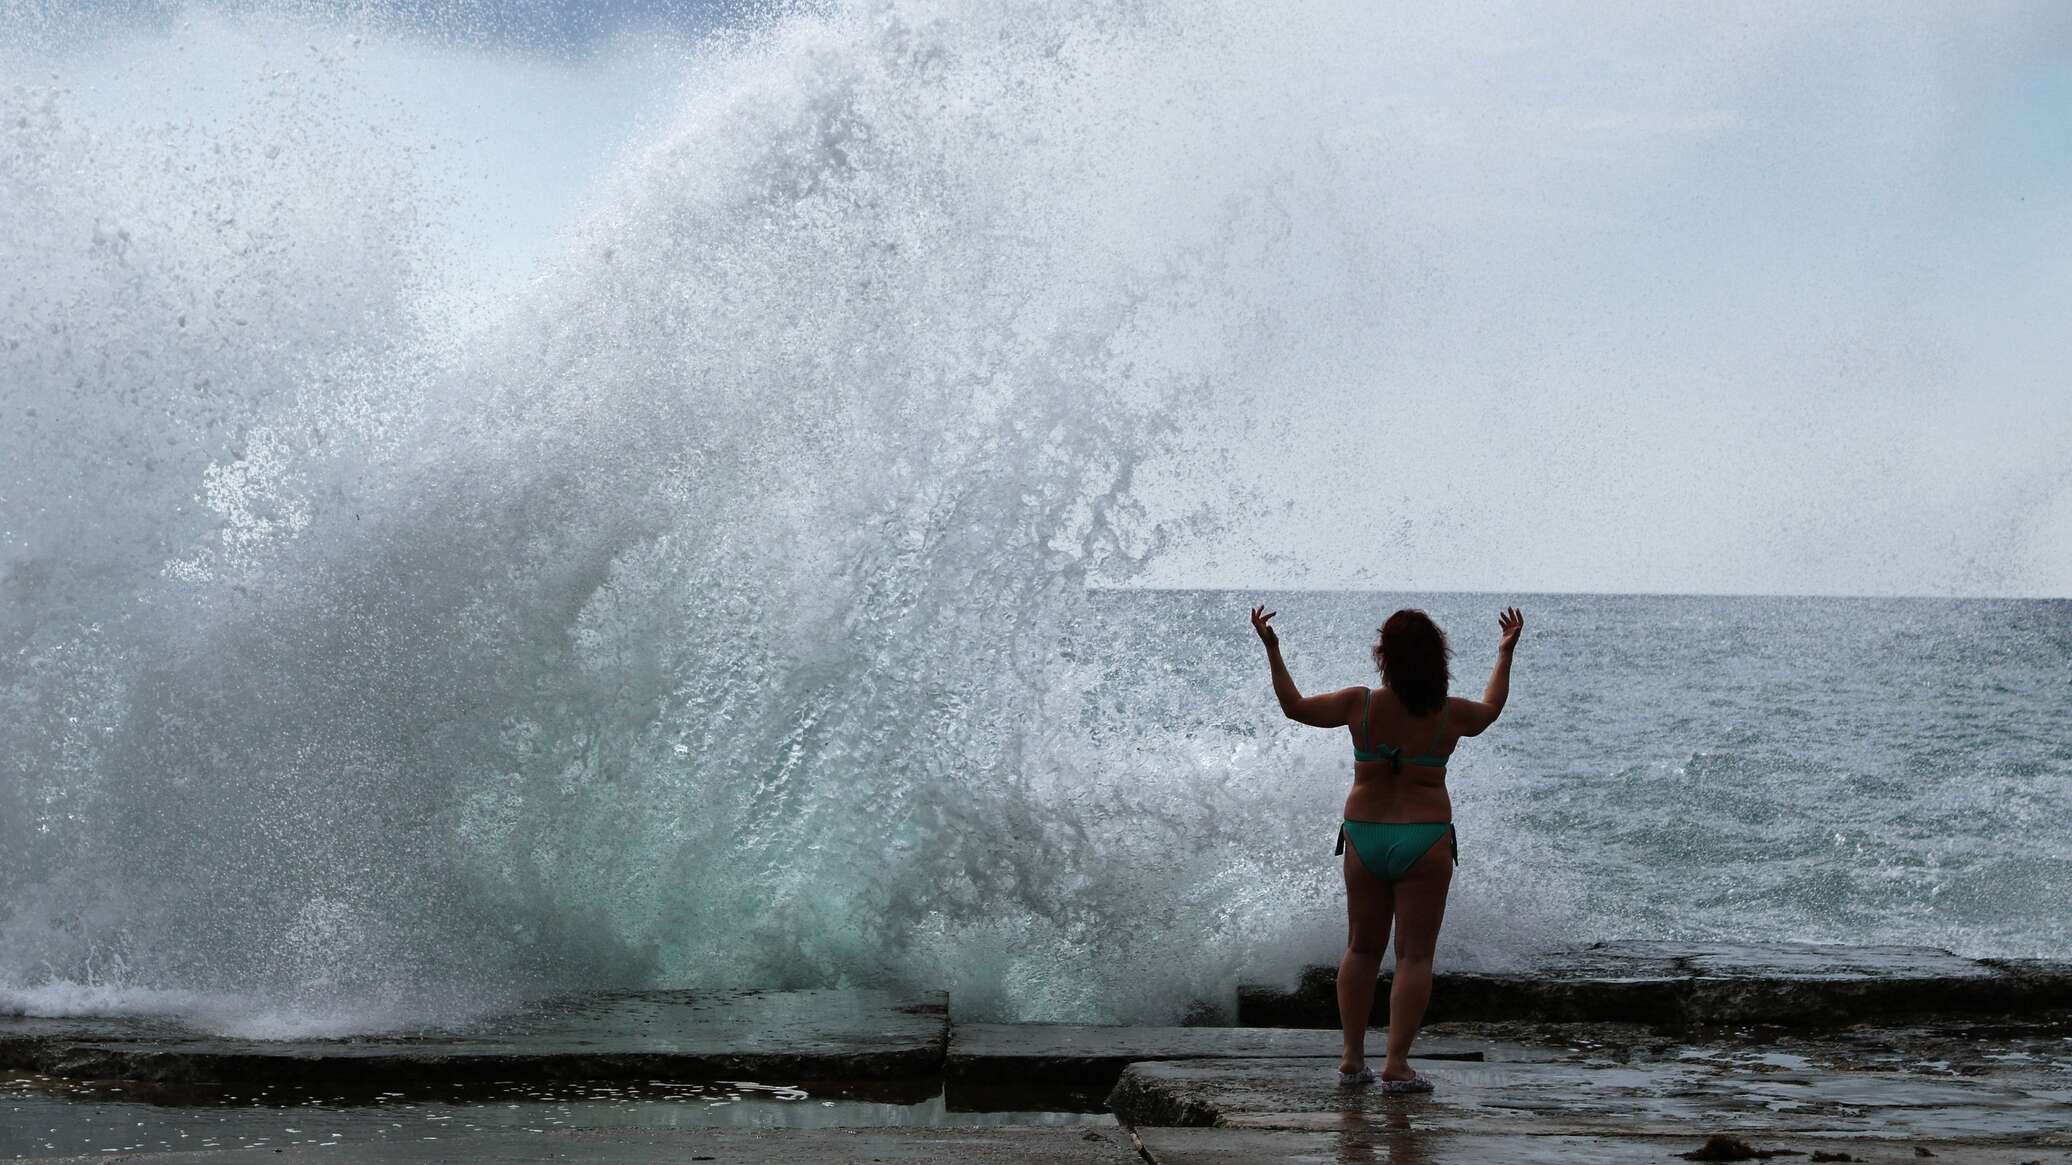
1352,687,1448,771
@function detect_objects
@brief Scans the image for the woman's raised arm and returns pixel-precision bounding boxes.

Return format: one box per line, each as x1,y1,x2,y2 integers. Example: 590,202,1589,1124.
1252,604,1363,728
1455,607,1523,736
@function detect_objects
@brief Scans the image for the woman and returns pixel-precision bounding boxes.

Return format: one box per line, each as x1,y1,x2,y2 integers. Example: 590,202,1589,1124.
1250,602,1522,1092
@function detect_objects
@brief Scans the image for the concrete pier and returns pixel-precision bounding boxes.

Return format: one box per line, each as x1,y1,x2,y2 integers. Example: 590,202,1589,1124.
4,942,2068,1162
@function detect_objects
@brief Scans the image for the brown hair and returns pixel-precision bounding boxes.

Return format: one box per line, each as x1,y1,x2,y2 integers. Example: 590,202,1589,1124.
1373,609,1450,716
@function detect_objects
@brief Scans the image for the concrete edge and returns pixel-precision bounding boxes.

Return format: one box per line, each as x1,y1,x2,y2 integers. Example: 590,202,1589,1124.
1236,949,2072,1028
1129,1128,2068,1165
11,1041,950,1088
0,989,955,1090
943,1022,1494,1094
1106,1063,1224,1129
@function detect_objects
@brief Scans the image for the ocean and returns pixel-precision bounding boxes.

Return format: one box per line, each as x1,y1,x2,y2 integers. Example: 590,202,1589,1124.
2,2,2065,1038
4,580,2063,1036
1090,589,2070,970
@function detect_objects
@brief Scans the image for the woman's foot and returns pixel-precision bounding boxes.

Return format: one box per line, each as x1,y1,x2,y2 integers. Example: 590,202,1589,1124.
1379,1069,1434,1095
1336,1064,1377,1086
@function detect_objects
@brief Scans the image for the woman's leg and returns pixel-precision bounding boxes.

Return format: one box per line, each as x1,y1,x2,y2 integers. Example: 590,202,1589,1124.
1381,831,1454,1081
1337,837,1393,1074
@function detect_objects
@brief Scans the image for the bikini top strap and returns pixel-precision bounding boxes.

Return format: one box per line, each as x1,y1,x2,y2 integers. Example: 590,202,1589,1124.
1360,687,1375,744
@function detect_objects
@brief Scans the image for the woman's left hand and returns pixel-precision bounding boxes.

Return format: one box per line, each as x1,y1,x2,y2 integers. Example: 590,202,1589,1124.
1250,604,1279,650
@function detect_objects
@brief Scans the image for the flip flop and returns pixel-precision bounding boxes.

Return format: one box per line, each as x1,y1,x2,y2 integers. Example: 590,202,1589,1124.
1336,1065,1377,1086
1380,1070,1435,1095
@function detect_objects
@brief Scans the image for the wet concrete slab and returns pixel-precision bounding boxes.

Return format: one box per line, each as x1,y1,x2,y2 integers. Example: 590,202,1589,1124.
1239,942,2037,1028
0,989,948,1090
1984,959,2072,1011
4,1070,1119,1160
1134,1127,2072,1164
11,1005,2069,1163
1107,1053,2072,1145
25,1124,1143,1164
947,1023,1489,1089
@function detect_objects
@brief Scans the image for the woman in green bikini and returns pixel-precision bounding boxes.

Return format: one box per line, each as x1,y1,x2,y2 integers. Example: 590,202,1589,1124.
1249,602,1523,1092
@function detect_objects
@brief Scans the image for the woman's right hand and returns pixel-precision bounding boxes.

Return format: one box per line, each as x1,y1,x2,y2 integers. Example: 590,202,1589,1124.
1249,604,1279,650
1497,607,1524,653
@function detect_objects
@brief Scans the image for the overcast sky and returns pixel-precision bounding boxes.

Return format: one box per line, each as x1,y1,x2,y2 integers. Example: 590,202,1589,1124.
21,1,2072,598
1140,3,2072,598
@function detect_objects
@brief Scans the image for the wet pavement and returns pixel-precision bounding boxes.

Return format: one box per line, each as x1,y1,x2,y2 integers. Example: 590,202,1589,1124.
1109,1017,2072,1163
15,1125,1141,1164
9,1017,2068,1163
2,1075,1114,1160
3,943,2068,1162
9,944,2065,1094
1110,1055,2070,1139
1133,1128,2069,1165
947,1023,1487,1090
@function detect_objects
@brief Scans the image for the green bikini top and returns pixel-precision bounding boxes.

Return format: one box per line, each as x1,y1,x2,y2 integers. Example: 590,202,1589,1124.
1352,688,1449,771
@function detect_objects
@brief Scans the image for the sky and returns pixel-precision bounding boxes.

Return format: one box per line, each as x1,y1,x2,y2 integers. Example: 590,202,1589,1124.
13,0,2072,598
1146,3,2072,598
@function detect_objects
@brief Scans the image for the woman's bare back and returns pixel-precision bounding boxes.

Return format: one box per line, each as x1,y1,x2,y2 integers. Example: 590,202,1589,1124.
1345,687,1457,823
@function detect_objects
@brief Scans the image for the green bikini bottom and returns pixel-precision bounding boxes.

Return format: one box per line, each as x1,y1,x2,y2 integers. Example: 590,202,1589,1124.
1335,820,1458,881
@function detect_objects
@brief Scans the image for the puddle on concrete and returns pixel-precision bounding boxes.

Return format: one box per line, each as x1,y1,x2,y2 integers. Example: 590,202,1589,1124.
2,1073,1114,1159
